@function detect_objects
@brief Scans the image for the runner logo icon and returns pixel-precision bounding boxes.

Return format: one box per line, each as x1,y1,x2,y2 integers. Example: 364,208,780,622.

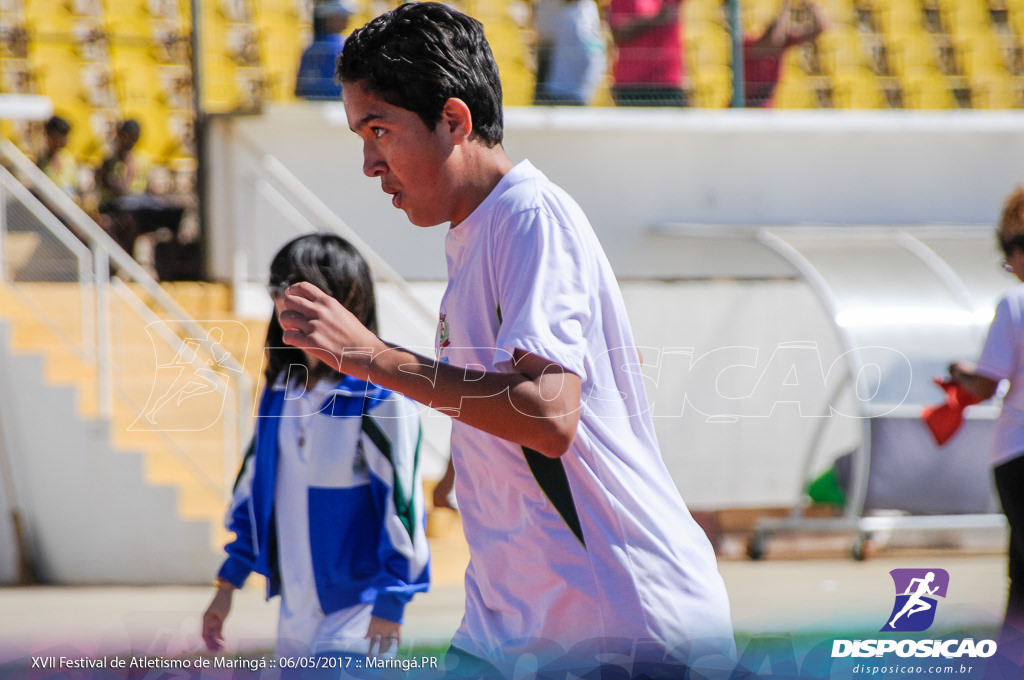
881,568,949,633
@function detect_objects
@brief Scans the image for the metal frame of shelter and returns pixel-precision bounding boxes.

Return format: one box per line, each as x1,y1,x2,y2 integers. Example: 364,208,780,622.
657,223,1009,560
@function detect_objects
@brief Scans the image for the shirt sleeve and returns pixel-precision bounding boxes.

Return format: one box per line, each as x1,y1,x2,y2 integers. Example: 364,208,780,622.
362,395,430,623
217,437,258,588
490,204,590,380
977,295,1020,381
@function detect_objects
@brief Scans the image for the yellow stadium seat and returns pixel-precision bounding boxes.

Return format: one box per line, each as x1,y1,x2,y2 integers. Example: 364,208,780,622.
474,1,533,106
875,0,920,36
739,0,766,34
684,0,726,27
818,0,856,26
254,0,309,102
0,58,31,95
779,44,828,108
143,0,184,22
1014,11,1024,40
198,0,267,113
1014,75,1024,105
156,64,192,111
818,25,870,75
773,73,821,108
902,69,958,108
888,31,938,76
999,34,1024,75
108,39,187,160
105,0,153,39
110,44,162,107
201,54,241,113
970,70,1017,108
150,19,191,66
27,43,81,98
832,67,885,107
939,0,989,32
956,29,1009,78
26,34,114,161
687,22,733,70
690,63,732,109
24,0,76,35
772,43,817,101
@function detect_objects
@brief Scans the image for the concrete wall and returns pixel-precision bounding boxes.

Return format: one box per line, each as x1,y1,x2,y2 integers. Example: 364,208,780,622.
0,323,218,585
208,105,1024,283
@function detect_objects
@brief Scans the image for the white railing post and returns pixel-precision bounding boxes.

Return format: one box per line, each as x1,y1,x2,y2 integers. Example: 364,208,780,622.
0,179,7,283
231,172,254,312
93,248,113,420
80,252,96,363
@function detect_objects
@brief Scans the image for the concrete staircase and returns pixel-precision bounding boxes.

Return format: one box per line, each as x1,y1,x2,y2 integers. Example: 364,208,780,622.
0,276,473,586
0,280,267,554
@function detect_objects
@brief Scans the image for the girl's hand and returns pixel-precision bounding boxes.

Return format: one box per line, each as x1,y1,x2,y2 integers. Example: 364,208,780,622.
365,615,401,655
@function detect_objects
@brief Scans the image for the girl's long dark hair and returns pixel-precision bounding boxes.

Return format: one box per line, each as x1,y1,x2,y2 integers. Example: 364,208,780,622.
264,233,377,385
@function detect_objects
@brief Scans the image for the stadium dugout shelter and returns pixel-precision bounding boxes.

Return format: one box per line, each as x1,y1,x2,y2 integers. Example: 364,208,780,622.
655,223,1007,560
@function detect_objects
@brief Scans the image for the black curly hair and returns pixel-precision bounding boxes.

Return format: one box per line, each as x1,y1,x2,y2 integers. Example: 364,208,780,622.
335,2,504,147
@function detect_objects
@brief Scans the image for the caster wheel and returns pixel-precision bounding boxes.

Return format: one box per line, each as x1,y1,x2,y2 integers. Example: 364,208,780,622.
852,534,875,561
747,533,766,561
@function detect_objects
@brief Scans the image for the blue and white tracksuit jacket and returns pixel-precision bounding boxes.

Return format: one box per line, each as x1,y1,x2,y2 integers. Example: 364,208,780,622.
218,375,430,623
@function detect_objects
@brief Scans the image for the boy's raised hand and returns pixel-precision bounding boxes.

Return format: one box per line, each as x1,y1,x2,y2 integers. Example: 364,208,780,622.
278,282,381,379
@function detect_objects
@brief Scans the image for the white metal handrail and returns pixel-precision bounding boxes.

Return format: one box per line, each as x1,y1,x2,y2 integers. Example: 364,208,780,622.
0,170,95,355
0,139,253,499
234,132,438,329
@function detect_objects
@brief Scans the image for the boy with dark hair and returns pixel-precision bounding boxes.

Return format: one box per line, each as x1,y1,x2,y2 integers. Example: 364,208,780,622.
334,1,504,147
281,3,734,676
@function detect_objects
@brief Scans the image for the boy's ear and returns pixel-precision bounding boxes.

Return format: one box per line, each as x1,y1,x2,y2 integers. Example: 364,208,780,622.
441,98,472,143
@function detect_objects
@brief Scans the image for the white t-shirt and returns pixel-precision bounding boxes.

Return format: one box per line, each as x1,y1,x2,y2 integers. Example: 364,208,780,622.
437,160,733,670
976,285,1024,466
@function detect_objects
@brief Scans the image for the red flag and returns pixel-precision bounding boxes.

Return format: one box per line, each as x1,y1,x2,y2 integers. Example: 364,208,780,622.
922,377,983,446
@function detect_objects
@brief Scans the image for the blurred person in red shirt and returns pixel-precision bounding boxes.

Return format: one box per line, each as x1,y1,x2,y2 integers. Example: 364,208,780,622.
608,0,687,106
742,0,828,107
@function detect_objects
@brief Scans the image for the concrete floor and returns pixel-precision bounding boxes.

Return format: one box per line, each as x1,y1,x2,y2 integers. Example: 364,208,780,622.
0,552,1007,665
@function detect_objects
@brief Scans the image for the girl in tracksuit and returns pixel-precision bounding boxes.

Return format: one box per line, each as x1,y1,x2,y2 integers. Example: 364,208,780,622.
201,233,430,659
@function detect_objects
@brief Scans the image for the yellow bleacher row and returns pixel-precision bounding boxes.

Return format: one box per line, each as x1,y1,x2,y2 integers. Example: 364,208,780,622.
1,0,314,164
686,0,1024,108
0,0,538,164
2,0,1022,168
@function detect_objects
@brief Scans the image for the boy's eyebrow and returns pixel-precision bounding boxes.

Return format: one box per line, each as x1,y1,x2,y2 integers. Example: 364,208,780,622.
350,112,384,133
